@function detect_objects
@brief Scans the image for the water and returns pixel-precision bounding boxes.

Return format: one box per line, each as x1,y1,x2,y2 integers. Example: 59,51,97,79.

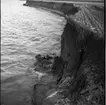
1,0,66,104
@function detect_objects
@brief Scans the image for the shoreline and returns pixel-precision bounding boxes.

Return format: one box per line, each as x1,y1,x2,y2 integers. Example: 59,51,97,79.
24,1,104,105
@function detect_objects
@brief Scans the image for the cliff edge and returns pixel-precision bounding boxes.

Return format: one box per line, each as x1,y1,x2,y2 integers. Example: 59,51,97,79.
24,1,104,105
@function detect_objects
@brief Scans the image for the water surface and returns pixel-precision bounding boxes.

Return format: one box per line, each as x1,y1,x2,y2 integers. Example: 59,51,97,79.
1,0,66,104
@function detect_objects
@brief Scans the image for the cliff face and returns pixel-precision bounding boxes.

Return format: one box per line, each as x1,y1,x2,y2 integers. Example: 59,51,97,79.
47,18,104,105
25,1,104,105
42,19,104,105
60,19,104,74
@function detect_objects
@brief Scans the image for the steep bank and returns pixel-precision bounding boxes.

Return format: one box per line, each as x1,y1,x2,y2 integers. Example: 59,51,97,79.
25,1,104,105
43,19,104,105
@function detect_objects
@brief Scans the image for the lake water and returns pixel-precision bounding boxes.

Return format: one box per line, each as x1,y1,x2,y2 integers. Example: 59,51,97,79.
1,0,66,104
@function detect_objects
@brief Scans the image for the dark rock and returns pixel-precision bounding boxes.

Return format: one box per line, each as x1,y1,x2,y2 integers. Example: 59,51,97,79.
32,84,51,105
32,74,58,105
45,54,53,60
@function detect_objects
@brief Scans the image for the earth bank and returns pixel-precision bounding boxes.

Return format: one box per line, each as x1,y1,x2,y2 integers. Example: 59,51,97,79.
25,1,104,105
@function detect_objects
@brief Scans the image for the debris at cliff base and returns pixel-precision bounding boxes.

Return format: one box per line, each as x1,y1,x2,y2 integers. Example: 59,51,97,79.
31,54,61,105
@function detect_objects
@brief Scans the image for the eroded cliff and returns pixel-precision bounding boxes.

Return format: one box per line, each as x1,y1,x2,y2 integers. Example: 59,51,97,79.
25,1,104,105
43,18,104,105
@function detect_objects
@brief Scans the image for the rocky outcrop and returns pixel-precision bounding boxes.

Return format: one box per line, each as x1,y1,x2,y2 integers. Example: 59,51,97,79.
25,1,104,105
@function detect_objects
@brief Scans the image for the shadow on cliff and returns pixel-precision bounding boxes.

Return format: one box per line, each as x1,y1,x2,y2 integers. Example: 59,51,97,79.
26,2,104,105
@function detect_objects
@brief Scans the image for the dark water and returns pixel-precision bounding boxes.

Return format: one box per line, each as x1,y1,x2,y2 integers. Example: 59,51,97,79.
1,0,66,104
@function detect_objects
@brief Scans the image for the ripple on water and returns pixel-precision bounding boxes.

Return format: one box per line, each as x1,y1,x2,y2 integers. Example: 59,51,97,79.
1,0,66,104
